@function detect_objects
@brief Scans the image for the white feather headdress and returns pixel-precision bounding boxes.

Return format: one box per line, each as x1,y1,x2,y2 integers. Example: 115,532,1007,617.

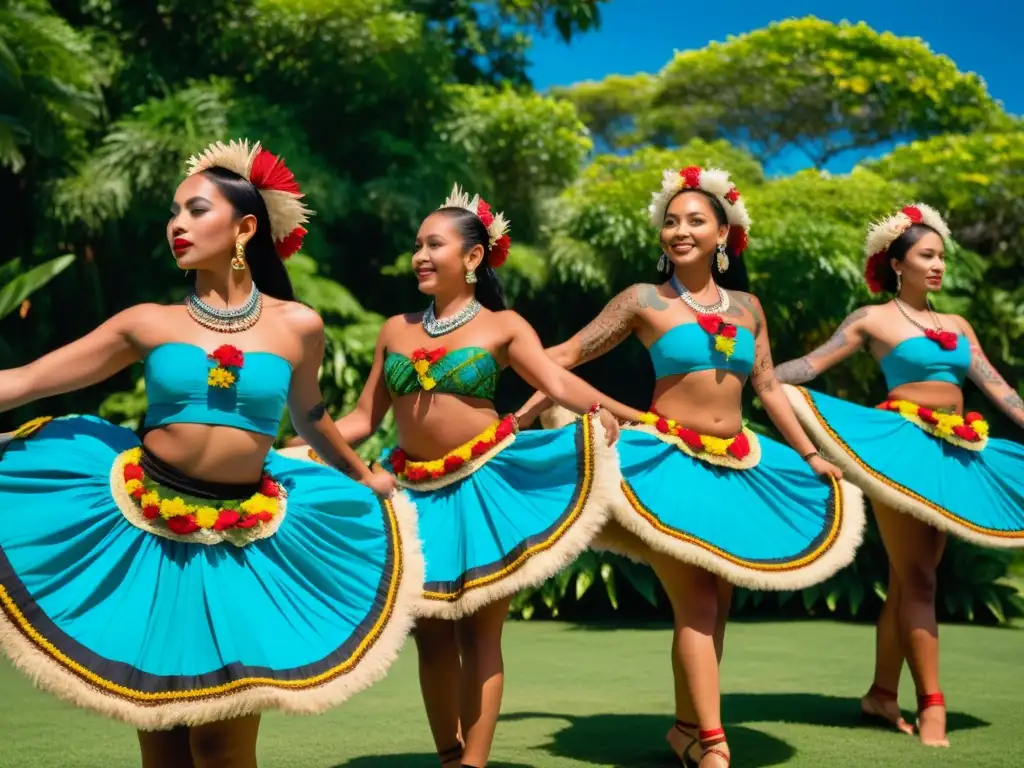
440,184,511,267
647,166,751,254
186,139,313,260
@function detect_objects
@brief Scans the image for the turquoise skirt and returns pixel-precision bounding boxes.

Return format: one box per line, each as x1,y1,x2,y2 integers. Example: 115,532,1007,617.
0,415,422,729
602,424,865,589
374,414,617,619
784,385,1024,548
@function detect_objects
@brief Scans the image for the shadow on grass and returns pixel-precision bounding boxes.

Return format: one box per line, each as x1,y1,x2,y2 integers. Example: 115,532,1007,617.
504,693,989,766
503,712,793,767
332,756,532,768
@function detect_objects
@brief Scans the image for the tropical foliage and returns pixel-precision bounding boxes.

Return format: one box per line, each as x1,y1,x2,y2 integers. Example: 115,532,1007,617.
3,5,1021,623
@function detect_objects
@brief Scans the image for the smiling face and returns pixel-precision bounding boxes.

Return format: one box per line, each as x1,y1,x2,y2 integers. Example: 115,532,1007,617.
659,190,729,271
411,210,485,295
892,229,946,295
166,174,251,271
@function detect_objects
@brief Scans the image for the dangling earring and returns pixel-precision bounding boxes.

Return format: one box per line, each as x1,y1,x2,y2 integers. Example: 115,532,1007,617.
657,253,669,272
231,240,247,272
716,243,730,272
465,268,478,284
896,272,902,293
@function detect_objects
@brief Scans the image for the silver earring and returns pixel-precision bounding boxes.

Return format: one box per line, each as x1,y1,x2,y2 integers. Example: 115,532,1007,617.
465,269,478,284
657,253,669,272
896,272,902,293
716,243,730,272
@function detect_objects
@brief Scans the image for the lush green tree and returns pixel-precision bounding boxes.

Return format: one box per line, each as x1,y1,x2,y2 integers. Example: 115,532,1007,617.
412,0,607,85
557,18,1008,167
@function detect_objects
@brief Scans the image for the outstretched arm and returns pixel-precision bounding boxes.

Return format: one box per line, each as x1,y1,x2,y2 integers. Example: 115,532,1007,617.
749,296,842,478
774,307,871,385
0,305,146,412
506,312,646,428
287,319,393,448
960,318,1024,430
286,310,392,494
516,284,655,424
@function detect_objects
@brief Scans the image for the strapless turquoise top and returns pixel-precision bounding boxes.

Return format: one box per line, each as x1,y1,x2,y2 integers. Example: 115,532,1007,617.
384,347,501,400
144,343,291,437
648,323,756,379
879,335,970,390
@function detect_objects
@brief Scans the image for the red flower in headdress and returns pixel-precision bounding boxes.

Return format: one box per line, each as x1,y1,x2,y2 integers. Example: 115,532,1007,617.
680,166,702,188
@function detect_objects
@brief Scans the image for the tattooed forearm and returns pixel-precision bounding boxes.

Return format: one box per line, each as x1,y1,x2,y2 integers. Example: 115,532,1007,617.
576,286,639,362
306,401,328,421
1003,391,1024,411
775,358,817,384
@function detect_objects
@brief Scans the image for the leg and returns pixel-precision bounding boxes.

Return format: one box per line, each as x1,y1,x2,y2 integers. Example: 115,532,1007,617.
455,596,513,768
138,727,195,768
415,618,463,766
861,563,913,734
873,502,948,747
188,715,261,768
649,550,729,767
714,580,732,663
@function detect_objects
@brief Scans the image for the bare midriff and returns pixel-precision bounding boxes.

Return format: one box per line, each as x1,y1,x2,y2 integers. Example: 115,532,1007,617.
650,369,747,438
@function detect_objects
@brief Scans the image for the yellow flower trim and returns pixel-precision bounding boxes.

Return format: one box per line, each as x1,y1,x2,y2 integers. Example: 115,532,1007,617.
11,416,54,439
881,399,989,452
633,412,761,470
195,506,219,529
207,368,236,388
714,335,736,359
411,359,437,391
159,497,193,519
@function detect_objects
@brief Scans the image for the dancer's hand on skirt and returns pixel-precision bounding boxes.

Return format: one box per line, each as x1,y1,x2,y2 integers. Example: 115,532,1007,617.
597,409,620,445
808,454,843,479
364,469,397,497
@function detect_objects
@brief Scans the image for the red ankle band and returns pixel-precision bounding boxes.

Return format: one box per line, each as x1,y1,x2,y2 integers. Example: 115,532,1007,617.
868,683,898,701
917,692,945,710
699,727,725,744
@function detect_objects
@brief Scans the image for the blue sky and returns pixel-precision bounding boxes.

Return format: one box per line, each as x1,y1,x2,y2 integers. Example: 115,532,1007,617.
527,0,1023,174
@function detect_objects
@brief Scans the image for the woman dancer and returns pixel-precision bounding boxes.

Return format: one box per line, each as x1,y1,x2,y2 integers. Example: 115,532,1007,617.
776,203,1024,747
290,185,644,768
517,166,865,767
0,139,421,767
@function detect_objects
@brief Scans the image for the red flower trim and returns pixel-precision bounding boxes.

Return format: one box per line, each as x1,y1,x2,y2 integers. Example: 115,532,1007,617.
679,166,702,188
724,187,740,204
902,205,923,223
167,515,200,535
411,347,447,364
391,415,517,483
865,251,887,294
647,412,750,459
488,234,511,268
727,226,748,256
477,199,494,228
924,328,959,351
697,314,723,334
249,149,301,195
275,226,306,261
210,345,244,369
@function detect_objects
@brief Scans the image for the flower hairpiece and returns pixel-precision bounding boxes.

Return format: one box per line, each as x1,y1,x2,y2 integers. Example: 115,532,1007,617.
863,203,951,294
440,184,511,267
648,166,751,256
186,139,313,260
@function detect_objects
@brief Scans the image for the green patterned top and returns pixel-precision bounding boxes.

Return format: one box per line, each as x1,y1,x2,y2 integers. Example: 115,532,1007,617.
384,347,502,400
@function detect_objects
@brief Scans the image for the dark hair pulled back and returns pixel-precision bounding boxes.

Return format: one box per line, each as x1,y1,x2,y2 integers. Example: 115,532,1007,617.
435,207,507,311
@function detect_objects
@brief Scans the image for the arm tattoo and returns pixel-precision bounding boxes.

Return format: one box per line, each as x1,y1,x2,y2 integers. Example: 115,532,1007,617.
726,291,761,336
808,307,868,360
751,338,777,394
970,346,1003,385
775,358,816,385
576,287,639,362
306,401,328,421
1003,391,1024,411
636,283,670,311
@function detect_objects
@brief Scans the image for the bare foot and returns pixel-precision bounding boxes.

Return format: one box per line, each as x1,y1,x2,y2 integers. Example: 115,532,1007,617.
861,693,914,735
917,705,949,748
666,723,700,765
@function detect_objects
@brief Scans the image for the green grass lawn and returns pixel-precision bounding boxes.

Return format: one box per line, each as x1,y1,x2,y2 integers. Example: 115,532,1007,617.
1,620,1022,767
